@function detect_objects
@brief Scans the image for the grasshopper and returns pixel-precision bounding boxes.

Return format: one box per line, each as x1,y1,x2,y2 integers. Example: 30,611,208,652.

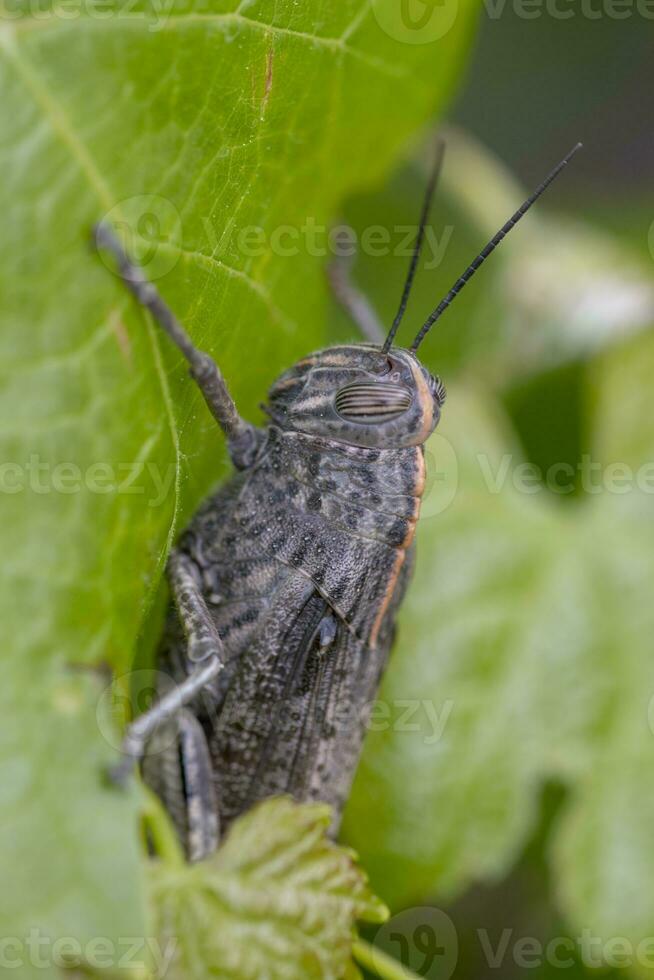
96,142,581,861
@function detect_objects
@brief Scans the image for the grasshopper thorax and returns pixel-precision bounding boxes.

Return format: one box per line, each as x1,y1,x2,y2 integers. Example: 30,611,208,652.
265,343,445,449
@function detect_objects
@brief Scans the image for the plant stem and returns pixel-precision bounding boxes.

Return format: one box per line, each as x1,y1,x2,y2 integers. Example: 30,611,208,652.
353,938,424,980
140,783,185,867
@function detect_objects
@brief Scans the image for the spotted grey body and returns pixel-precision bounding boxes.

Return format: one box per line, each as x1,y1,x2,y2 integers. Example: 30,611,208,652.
146,344,444,842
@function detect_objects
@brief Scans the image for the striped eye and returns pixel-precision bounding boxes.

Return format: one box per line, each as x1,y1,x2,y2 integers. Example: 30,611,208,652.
335,382,412,424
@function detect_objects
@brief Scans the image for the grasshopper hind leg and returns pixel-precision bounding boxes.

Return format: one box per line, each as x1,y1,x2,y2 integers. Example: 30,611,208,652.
179,710,220,860
142,708,219,862
110,548,225,859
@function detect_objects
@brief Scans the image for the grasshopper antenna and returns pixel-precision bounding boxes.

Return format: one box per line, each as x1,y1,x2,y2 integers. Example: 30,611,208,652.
381,138,445,354
410,141,583,353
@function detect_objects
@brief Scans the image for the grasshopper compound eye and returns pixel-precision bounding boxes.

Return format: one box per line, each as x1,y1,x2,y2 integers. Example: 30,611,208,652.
335,381,413,424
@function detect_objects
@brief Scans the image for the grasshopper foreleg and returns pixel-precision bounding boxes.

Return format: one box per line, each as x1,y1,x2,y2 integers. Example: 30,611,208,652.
93,222,259,469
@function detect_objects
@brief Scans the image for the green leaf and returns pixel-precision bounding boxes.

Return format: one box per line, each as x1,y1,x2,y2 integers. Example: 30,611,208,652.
0,1,480,972
0,672,147,978
588,329,654,478
147,797,387,980
343,388,654,962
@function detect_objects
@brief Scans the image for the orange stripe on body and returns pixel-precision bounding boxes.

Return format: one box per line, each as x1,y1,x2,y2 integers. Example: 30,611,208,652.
369,447,425,648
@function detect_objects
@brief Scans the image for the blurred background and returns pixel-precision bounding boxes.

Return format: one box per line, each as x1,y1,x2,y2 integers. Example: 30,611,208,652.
339,10,654,980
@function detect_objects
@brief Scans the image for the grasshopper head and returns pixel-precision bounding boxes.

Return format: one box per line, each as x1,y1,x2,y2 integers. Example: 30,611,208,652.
265,144,582,450
266,344,445,449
